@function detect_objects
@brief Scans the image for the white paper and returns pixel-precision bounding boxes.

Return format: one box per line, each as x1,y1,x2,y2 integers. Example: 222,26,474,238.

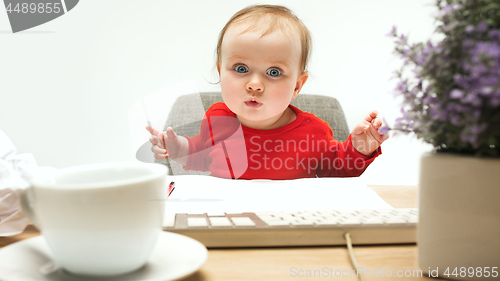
164,175,393,213
0,130,58,236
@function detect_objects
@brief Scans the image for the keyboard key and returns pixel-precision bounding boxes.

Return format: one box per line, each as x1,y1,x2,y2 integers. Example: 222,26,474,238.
301,214,318,219
278,215,295,221
315,220,339,226
397,208,415,213
385,217,408,224
209,217,233,227
387,215,407,220
260,217,283,224
255,214,276,221
321,214,339,219
375,209,396,214
337,210,358,215
280,217,298,223
291,220,314,227
338,218,363,225
266,220,290,227
356,210,377,214
187,218,208,228
361,217,385,225
187,212,206,215
230,217,256,227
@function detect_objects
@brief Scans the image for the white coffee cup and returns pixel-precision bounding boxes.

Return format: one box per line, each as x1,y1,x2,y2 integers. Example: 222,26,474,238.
20,162,168,277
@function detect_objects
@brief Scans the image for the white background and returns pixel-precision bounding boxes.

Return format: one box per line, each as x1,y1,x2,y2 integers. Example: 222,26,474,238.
0,0,436,185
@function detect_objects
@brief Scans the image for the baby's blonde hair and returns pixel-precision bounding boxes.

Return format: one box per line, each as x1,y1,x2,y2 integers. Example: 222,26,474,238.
216,4,312,73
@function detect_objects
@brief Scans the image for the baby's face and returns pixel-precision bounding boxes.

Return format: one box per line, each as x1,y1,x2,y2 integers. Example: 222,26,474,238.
218,23,308,129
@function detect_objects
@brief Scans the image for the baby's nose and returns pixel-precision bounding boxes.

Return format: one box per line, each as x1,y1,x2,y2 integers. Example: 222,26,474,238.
246,79,264,92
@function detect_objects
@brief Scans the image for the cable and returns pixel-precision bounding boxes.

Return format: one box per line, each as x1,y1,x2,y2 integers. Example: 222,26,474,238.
343,232,366,281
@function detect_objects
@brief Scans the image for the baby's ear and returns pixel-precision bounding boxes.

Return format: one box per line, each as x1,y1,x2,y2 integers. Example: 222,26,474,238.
293,71,309,99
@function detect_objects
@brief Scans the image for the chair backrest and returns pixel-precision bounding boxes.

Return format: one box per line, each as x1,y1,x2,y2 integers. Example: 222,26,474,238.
159,92,349,175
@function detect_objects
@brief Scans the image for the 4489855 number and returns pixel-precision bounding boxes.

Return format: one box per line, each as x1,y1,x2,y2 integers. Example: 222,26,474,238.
444,267,498,278
5,2,62,14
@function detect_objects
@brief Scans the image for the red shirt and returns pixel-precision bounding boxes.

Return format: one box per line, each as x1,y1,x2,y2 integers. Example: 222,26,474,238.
185,103,381,180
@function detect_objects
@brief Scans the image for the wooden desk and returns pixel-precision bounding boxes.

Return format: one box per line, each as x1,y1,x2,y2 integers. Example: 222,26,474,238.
0,185,437,281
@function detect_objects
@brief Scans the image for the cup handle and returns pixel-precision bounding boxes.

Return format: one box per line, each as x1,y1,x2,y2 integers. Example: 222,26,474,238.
20,187,39,228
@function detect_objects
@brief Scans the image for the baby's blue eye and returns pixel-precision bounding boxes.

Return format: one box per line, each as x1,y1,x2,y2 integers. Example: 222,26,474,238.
235,65,248,73
267,68,281,77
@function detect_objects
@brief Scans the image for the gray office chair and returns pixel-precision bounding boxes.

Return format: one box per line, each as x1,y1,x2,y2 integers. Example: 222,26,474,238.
158,92,349,175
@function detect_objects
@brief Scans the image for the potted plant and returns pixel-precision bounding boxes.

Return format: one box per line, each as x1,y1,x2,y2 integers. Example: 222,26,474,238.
385,0,500,279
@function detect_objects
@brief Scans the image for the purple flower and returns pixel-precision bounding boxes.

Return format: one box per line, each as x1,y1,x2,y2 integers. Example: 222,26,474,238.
470,65,487,77
454,74,465,86
473,110,481,120
473,42,500,58
443,22,459,32
436,3,462,17
479,76,498,87
389,0,500,156
491,96,500,107
423,95,438,105
447,103,466,113
462,93,482,107
480,86,494,95
429,106,447,121
470,124,487,134
450,89,464,99
378,118,391,138
462,39,474,48
477,22,488,32
385,25,397,37
450,114,461,126
489,30,500,40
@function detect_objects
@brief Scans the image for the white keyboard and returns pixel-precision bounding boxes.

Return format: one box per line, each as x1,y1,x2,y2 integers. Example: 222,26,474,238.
163,208,418,248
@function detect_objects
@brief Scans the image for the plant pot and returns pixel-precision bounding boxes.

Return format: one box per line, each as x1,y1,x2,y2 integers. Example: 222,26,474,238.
418,152,500,280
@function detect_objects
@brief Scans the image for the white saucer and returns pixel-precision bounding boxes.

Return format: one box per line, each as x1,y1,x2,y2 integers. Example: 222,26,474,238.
0,232,208,281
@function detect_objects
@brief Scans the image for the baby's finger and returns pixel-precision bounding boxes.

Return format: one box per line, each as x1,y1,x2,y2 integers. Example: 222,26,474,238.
165,127,177,140
153,153,167,160
368,125,387,144
146,126,160,136
153,134,165,150
363,110,378,123
352,121,371,135
151,145,166,154
149,135,158,145
160,132,167,148
371,117,383,129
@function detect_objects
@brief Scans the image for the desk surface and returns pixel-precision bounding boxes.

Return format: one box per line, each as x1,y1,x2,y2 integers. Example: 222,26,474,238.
0,185,437,281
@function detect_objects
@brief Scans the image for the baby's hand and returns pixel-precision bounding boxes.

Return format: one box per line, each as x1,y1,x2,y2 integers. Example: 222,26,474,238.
350,110,389,156
146,126,187,161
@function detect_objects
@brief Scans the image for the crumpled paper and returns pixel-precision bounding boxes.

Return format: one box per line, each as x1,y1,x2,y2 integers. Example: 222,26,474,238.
0,130,57,236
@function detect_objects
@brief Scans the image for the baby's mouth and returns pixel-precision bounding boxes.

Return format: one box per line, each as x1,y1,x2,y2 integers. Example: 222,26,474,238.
244,98,263,108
